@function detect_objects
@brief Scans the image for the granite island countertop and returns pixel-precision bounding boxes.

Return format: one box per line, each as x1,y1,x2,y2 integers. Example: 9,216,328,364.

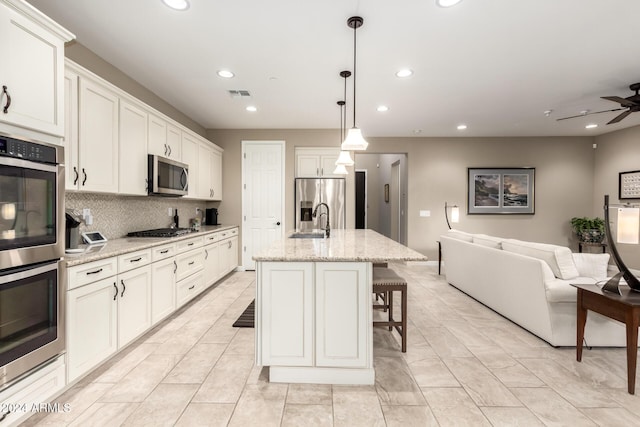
253,229,427,262
64,224,238,267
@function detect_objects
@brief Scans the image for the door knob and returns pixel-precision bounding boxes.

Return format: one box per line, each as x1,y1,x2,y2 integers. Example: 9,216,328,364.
276,221,281,226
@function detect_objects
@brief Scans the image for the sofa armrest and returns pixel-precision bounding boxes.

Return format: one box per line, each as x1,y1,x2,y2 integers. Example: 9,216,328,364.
571,253,610,281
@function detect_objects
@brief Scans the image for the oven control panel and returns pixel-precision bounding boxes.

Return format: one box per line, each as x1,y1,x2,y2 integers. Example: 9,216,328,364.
0,136,57,164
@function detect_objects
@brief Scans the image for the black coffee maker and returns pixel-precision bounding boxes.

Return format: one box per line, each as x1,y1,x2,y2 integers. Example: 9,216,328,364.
205,208,219,225
65,211,83,249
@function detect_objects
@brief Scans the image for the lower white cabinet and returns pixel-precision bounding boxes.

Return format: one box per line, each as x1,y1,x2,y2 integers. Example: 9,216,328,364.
66,276,118,383
151,257,176,325
257,262,371,374
219,235,238,276
117,265,152,348
203,241,220,287
176,271,203,308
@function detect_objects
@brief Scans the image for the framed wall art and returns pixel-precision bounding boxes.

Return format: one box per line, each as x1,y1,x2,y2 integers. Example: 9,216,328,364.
619,170,640,200
468,168,535,214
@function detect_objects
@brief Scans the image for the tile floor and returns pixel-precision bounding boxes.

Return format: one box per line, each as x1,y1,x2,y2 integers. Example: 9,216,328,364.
23,264,640,426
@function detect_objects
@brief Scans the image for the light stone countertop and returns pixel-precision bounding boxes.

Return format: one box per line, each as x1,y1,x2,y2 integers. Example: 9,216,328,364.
253,229,427,262
64,225,238,267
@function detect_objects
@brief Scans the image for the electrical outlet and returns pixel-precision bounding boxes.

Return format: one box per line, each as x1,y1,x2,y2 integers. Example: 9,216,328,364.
82,208,91,218
167,207,173,216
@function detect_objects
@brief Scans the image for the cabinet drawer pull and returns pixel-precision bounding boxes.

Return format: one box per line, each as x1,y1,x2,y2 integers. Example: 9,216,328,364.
2,85,11,114
73,166,79,185
188,261,195,266
120,279,126,297
160,249,169,254
188,285,195,290
173,260,177,274
86,268,103,275
113,282,118,301
129,257,142,263
187,242,194,246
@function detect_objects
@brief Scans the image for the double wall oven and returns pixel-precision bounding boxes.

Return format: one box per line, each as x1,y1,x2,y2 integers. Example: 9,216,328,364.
0,135,65,389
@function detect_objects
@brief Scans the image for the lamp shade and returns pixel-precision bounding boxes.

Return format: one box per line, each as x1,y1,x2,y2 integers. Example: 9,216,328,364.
341,127,368,151
617,207,640,244
335,150,354,166
1,203,16,220
451,205,460,223
333,164,348,175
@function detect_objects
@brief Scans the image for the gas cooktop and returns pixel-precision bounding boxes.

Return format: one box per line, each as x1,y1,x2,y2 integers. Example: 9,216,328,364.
127,228,193,238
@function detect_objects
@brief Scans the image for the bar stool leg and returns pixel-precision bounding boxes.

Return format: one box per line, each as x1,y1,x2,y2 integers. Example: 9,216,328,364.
388,290,394,331
401,287,407,352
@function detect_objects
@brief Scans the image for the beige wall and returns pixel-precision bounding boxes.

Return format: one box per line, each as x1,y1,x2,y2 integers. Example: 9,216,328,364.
594,125,640,268
65,42,206,137
208,130,596,261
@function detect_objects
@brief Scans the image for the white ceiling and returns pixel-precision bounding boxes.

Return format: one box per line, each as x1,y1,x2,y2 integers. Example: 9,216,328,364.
27,0,640,137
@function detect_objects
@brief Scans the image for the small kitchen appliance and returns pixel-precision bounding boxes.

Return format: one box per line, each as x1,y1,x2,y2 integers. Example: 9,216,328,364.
205,208,219,225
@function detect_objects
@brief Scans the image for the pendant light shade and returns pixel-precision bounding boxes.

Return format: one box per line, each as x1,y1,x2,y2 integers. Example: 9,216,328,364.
335,150,354,166
342,16,368,151
333,163,348,175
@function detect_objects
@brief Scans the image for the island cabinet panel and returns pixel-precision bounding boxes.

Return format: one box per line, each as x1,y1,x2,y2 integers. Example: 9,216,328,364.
260,263,313,366
315,263,369,368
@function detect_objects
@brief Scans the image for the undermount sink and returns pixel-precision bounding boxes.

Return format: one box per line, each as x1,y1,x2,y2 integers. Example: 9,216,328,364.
289,231,326,239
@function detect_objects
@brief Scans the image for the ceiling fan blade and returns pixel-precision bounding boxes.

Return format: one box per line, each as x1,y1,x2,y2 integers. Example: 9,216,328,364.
556,107,626,121
607,109,632,124
601,96,636,108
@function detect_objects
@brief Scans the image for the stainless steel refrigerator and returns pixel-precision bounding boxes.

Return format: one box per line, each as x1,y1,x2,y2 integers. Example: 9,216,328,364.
295,178,346,232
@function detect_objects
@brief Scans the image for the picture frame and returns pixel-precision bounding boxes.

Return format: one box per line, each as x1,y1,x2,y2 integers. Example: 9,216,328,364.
384,184,389,203
468,168,535,214
619,170,640,200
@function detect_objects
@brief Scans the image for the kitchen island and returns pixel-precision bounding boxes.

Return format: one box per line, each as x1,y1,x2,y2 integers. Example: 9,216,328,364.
253,229,426,385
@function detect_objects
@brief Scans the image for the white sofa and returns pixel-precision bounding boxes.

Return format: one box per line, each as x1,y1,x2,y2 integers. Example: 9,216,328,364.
440,229,627,347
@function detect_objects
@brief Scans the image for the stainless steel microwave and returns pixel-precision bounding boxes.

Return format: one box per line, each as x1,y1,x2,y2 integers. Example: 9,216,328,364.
148,155,188,197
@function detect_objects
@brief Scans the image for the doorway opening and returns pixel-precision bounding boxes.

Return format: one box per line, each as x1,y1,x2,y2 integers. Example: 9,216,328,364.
355,170,367,229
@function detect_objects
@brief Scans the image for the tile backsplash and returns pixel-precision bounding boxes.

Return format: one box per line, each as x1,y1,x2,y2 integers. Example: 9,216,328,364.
65,192,214,239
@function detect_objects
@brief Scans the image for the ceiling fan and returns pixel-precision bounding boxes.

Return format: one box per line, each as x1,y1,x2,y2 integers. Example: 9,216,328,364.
557,82,640,124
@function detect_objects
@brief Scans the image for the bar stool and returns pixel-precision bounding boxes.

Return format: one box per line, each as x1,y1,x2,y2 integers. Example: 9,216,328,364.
372,267,407,352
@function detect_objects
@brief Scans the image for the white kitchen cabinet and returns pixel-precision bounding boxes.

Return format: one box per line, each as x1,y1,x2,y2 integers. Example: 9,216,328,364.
295,147,340,177
78,77,119,193
181,133,199,198
198,142,224,200
315,263,369,367
66,276,118,383
151,257,176,325
176,271,203,308
259,262,313,366
0,0,73,142
203,239,220,288
63,68,79,190
219,229,238,276
117,265,152,348
148,113,182,160
118,99,148,195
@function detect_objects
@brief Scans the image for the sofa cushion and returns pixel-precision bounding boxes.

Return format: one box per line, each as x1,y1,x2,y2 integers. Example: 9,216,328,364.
502,239,579,280
473,234,503,249
545,277,597,303
571,253,610,281
445,229,474,242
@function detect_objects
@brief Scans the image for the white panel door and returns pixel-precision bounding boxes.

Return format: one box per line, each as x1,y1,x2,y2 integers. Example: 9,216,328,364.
315,262,370,368
118,100,148,195
242,141,285,270
260,262,313,366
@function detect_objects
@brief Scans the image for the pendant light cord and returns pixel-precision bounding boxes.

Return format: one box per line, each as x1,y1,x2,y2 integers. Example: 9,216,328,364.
352,23,357,128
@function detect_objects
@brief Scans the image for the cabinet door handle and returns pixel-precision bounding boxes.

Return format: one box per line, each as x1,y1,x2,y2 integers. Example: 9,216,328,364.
129,257,142,263
2,85,11,114
82,168,87,186
120,279,126,297
321,168,324,176
205,249,209,260
1,409,11,422
168,145,172,156
316,168,319,176
173,260,177,274
160,249,169,254
86,268,103,275
113,282,118,301
228,241,232,249
73,167,79,185
164,143,168,156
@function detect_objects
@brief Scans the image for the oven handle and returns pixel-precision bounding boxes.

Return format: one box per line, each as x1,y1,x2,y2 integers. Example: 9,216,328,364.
0,155,58,173
0,260,58,285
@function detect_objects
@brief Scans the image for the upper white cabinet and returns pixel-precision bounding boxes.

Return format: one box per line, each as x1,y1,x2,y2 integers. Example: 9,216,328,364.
148,113,182,160
198,141,223,201
118,99,148,195
0,0,74,143
295,147,341,177
63,68,79,190
78,77,119,193
181,133,199,198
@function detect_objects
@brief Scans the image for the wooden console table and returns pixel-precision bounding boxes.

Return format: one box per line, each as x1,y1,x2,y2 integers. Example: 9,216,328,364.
573,283,640,394
578,242,607,253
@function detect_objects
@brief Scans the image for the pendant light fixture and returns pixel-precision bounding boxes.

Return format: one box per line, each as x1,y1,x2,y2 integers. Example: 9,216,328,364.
333,100,349,175
336,70,354,167
341,16,369,151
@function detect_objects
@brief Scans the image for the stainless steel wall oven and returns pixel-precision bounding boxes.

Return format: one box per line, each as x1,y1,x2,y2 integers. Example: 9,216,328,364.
0,135,65,388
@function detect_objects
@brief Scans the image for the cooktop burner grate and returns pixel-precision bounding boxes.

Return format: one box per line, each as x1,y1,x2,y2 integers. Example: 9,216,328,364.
127,228,193,238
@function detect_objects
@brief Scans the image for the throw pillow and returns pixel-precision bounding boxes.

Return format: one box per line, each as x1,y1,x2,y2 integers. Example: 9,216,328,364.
571,253,610,281
501,239,579,280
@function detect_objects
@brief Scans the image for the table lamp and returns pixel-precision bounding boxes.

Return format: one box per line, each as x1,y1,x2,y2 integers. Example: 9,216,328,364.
444,202,459,230
602,195,640,294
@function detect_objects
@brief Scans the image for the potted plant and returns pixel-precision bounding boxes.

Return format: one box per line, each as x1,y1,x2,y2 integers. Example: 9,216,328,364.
570,217,606,243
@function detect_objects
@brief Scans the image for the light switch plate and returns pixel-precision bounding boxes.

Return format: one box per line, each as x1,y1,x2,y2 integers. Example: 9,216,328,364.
419,210,431,217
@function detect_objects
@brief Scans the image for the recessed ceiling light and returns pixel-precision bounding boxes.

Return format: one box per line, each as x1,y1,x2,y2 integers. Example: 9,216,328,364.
457,124,467,130
413,129,423,134
162,0,190,11
246,106,257,112
395,69,413,78
217,70,234,78
436,0,463,7
585,123,598,129
377,105,389,112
